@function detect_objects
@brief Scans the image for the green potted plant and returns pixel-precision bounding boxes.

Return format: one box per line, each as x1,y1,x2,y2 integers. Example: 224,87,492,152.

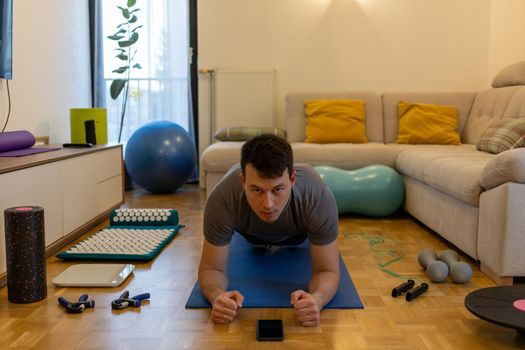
107,0,142,143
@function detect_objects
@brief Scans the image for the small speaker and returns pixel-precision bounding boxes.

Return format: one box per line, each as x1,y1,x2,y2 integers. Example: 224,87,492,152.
84,119,97,145
4,206,47,303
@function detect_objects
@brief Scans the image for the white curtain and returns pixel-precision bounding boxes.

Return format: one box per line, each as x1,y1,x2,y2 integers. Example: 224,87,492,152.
102,0,190,143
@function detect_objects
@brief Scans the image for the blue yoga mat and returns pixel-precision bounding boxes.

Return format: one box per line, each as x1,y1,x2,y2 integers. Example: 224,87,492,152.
185,234,363,309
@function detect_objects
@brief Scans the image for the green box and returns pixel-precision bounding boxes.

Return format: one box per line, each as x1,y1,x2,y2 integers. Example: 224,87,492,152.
70,108,108,144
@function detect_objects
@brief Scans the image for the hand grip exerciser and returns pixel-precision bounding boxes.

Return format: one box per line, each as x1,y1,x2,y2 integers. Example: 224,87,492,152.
111,290,150,310
58,294,96,313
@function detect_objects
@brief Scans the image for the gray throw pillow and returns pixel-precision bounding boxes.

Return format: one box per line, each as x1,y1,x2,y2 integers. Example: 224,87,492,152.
214,127,286,141
492,61,525,88
477,118,525,154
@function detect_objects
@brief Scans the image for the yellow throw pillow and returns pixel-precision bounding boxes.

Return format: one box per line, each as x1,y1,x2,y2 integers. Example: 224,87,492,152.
304,99,367,143
396,101,461,145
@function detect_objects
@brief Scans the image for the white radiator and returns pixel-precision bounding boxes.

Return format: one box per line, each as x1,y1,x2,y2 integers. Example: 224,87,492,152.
211,69,275,136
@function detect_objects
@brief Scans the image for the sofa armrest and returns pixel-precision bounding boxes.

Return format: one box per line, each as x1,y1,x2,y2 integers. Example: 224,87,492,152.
480,148,525,190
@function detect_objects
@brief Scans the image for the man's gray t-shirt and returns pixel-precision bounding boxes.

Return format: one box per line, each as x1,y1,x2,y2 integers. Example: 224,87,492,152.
203,163,338,246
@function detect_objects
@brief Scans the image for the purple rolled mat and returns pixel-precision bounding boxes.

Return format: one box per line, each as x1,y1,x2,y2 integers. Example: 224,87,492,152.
4,206,47,303
0,130,36,152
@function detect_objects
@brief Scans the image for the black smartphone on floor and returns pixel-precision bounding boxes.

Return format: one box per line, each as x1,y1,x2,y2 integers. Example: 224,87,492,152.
256,319,284,341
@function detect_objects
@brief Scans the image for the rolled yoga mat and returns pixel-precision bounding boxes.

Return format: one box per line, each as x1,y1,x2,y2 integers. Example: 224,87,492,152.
4,206,47,303
185,234,363,309
0,130,60,157
0,130,35,151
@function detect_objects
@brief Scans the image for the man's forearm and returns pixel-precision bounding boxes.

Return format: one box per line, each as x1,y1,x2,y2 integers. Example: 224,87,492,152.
308,271,340,308
198,269,228,303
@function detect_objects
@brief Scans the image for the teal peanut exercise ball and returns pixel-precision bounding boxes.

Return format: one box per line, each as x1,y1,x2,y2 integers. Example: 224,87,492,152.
314,165,405,217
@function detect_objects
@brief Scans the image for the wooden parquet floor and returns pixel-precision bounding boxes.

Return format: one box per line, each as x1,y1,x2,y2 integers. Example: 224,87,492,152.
1,184,524,349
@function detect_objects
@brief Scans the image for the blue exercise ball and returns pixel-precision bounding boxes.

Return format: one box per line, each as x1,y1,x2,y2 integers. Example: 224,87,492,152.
125,120,197,193
315,165,405,217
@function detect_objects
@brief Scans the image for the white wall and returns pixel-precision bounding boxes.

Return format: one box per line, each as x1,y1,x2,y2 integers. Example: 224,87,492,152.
0,0,91,143
2,0,524,152
488,0,525,81
197,0,493,153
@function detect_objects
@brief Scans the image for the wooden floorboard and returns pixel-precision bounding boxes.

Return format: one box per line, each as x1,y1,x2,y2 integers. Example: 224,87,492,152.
1,184,524,349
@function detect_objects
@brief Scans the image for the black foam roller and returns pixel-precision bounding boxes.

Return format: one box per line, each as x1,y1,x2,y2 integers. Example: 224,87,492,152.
4,206,47,303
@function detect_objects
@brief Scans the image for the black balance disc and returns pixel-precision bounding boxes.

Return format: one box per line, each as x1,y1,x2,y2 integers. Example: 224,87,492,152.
464,286,525,336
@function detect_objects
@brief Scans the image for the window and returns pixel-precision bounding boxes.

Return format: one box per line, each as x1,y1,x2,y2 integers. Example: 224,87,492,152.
101,0,191,143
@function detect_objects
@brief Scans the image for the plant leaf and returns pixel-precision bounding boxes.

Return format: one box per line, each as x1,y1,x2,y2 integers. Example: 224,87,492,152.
107,34,125,41
129,9,140,15
133,63,142,69
131,25,143,33
118,6,130,19
129,15,137,24
118,40,132,48
119,32,139,47
110,79,127,100
117,54,128,60
128,0,137,7
129,32,139,44
112,66,129,74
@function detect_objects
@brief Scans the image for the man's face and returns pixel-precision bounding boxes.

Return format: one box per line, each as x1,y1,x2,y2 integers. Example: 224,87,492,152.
240,163,296,223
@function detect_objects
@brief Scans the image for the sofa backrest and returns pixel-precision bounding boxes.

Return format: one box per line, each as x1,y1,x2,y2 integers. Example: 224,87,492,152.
382,92,477,144
462,86,525,144
285,92,383,143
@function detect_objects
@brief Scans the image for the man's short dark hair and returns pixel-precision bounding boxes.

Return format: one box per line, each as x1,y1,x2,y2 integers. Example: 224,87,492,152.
240,134,293,179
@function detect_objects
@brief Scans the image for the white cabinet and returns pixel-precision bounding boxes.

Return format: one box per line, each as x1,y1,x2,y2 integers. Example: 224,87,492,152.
0,145,123,277
61,147,122,234
0,163,63,274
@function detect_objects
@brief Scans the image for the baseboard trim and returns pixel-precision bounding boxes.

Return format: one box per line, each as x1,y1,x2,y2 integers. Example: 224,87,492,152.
480,263,514,286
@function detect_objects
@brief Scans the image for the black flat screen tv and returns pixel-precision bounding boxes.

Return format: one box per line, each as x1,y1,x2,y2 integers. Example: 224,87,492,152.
0,0,12,80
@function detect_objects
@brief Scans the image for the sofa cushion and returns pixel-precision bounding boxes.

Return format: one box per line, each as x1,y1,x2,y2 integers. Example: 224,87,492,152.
305,99,367,143
423,156,491,206
395,144,478,183
383,92,476,144
462,86,525,144
395,101,461,145
292,142,398,169
492,61,525,88
201,141,243,173
285,92,383,143
476,117,525,154
395,144,494,206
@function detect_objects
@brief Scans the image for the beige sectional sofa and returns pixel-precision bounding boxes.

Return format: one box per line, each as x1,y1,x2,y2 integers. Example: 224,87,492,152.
201,85,525,284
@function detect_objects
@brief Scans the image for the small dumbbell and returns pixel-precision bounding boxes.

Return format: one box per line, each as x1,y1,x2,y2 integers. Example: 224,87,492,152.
438,250,472,284
417,249,449,283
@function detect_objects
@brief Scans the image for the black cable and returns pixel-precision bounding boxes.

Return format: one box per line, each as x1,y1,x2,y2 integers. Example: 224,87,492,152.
1,79,11,132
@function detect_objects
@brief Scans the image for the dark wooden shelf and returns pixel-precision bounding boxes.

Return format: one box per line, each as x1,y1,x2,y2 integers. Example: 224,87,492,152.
0,144,122,174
